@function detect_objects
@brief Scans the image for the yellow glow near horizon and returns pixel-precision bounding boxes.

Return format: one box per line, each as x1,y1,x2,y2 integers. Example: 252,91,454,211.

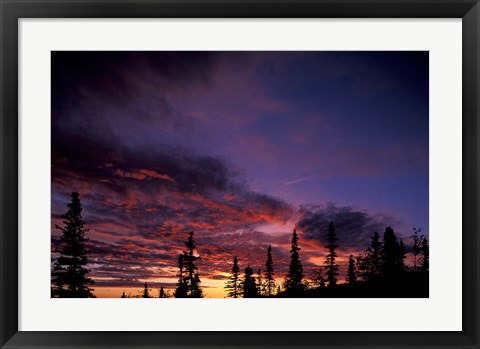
94,278,229,298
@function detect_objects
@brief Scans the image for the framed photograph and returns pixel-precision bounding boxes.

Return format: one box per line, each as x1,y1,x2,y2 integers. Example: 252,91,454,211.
1,1,478,348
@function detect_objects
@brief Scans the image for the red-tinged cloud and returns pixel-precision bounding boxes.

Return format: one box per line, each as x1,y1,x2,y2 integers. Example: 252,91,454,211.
115,169,177,183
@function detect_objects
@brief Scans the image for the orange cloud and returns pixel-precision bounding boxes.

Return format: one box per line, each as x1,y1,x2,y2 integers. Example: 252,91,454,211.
115,169,176,183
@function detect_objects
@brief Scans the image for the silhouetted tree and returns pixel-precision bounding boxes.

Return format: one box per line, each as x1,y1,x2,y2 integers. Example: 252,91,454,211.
284,230,304,294
121,291,126,298
224,256,241,298
311,267,326,289
174,254,188,298
159,287,167,298
381,227,405,276
356,254,371,281
142,282,151,298
346,255,357,284
175,232,203,298
399,238,407,270
411,228,422,272
264,245,276,296
324,221,339,287
52,191,95,298
184,231,203,297
242,265,258,298
420,235,429,272
366,231,382,277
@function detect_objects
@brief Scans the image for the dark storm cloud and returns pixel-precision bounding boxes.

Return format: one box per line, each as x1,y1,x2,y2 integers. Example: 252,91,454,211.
296,203,404,250
52,116,240,199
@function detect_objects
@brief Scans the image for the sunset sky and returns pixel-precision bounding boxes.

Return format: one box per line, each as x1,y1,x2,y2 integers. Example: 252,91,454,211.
51,51,429,298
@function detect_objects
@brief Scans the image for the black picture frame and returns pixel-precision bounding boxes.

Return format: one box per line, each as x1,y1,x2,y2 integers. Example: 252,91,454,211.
1,1,478,348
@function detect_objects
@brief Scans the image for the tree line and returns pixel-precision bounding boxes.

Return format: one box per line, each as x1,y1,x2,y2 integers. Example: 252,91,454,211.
51,192,429,298
120,282,171,298
222,222,428,298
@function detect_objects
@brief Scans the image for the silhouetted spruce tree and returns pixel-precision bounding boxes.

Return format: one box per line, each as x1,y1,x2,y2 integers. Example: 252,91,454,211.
366,231,382,278
284,230,304,294
52,191,95,298
382,227,397,274
311,267,326,289
356,254,371,281
121,291,126,298
264,245,276,296
224,256,241,298
381,227,405,276
159,287,167,298
324,221,339,287
174,254,188,298
399,238,407,270
142,282,151,298
242,265,258,298
184,231,203,298
410,228,422,272
346,255,357,284
420,236,429,272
